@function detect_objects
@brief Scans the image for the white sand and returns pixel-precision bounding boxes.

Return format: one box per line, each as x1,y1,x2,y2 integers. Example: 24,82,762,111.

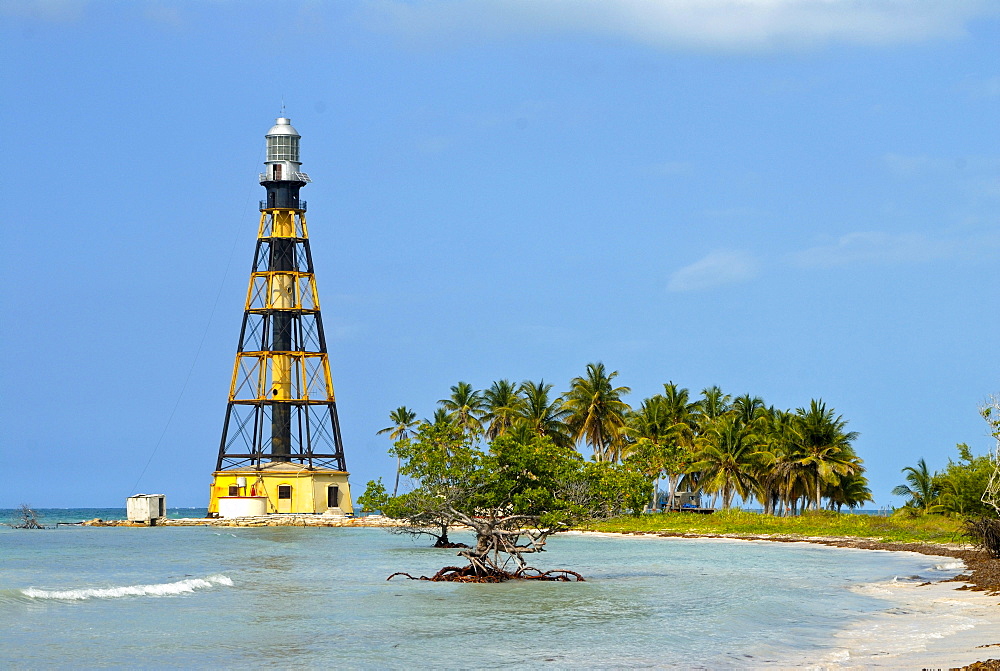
571,530,1000,668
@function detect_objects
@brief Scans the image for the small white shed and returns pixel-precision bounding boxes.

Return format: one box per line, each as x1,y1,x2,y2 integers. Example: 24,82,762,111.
127,494,166,524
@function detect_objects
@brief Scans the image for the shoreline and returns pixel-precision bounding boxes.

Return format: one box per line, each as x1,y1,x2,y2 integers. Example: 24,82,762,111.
578,529,1000,594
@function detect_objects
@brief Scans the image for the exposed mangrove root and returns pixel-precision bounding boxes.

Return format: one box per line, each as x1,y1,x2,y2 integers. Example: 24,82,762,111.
433,539,470,549
387,565,585,583
514,568,586,582
12,504,43,529
965,517,1000,558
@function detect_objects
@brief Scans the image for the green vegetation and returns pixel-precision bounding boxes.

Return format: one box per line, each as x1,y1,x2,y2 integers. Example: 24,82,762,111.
892,457,942,514
367,379,1000,556
376,406,419,497
373,364,870,519
361,423,649,579
582,509,964,544
892,395,1000,517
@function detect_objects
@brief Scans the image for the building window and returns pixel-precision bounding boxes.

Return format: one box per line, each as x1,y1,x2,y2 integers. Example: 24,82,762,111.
228,485,239,497
267,136,299,162
327,486,339,508
278,485,292,500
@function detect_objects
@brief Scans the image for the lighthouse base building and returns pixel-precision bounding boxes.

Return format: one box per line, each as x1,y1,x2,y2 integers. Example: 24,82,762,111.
208,117,352,518
209,464,351,518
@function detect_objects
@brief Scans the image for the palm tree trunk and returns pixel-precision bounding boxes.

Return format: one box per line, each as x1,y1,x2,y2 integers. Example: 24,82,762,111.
393,455,401,497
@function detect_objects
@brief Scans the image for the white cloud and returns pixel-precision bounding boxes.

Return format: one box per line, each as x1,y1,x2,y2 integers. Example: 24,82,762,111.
670,229,1000,289
364,0,997,51
667,249,760,292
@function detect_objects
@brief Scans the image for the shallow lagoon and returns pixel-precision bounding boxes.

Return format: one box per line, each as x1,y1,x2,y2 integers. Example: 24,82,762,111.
1,523,995,667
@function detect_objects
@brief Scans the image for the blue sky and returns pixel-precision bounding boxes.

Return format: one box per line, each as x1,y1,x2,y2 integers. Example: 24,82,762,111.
2,0,998,508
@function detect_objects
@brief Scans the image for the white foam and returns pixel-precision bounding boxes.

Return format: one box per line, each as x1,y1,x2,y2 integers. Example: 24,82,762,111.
824,579,1000,666
849,580,896,596
21,575,233,601
934,560,965,571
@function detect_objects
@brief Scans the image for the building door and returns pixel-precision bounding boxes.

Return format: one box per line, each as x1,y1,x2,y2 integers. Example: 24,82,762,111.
278,484,292,513
273,164,282,180
327,486,339,509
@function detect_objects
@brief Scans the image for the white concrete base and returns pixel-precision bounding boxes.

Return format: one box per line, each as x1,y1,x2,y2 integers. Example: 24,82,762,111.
218,496,268,518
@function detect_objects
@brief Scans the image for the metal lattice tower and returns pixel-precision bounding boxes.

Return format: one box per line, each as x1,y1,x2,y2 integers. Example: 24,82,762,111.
215,118,347,473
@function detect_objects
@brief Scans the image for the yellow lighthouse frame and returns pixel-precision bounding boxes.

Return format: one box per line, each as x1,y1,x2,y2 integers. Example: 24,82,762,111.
209,117,352,517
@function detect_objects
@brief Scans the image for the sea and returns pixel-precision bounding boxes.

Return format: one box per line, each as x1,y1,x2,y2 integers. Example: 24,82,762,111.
3,508,999,668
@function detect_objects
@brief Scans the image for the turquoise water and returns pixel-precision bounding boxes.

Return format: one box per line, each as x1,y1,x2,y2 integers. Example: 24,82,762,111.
0,514,980,668
0,508,209,526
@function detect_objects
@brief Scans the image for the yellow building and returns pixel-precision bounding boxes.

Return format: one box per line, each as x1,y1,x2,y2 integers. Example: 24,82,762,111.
208,463,352,516
209,117,352,517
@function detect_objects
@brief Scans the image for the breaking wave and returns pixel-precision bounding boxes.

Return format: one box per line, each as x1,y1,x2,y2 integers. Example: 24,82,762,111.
934,560,965,572
21,575,233,601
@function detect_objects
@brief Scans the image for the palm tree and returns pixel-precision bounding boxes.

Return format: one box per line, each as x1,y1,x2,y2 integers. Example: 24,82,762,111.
507,420,538,446
627,396,671,449
756,407,801,515
660,383,700,508
481,379,524,441
439,381,485,437
732,394,767,429
892,458,940,513
794,399,859,511
626,395,671,509
662,383,700,435
695,386,732,438
518,380,572,447
562,362,632,462
828,470,873,512
428,407,454,429
692,414,763,509
376,406,419,496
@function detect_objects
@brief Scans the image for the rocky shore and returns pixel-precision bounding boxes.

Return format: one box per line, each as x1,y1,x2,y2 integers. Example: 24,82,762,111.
81,514,405,528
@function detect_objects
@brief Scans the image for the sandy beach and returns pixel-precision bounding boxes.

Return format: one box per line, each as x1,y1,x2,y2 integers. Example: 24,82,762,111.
574,529,1000,669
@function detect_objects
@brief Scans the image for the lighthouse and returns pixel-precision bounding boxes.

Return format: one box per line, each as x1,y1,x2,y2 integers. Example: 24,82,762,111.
208,117,352,517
